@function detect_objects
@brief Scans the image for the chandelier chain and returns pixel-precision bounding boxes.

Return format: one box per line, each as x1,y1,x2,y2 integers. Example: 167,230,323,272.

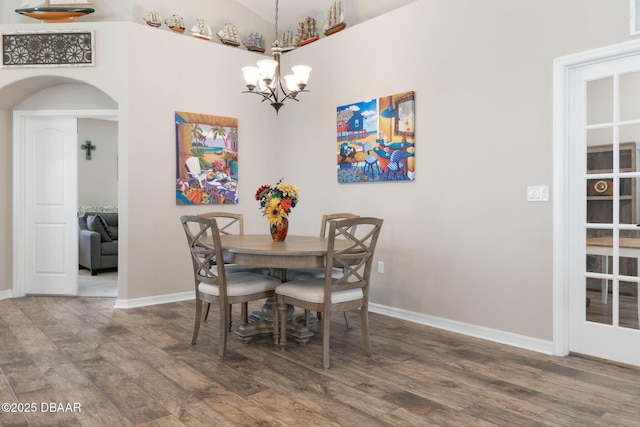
274,0,279,41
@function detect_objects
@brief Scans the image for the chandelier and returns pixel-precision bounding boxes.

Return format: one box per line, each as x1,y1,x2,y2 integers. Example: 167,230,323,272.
241,0,312,114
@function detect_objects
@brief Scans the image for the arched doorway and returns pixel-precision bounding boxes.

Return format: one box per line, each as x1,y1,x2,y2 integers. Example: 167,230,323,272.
1,76,119,298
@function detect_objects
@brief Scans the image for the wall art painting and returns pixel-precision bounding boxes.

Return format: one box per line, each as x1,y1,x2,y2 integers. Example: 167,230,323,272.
175,111,238,205
336,91,415,183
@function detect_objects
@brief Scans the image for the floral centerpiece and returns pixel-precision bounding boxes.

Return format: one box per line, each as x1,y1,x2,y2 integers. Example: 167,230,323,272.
255,179,298,241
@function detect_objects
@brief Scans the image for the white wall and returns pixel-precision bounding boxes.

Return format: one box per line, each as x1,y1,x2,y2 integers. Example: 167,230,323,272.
77,118,118,207
125,23,279,299
272,0,634,341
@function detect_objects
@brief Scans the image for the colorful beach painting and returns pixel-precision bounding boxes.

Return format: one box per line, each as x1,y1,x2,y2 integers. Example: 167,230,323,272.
175,111,239,205
336,91,415,183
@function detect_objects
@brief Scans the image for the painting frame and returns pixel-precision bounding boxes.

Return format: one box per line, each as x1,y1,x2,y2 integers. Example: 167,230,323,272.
175,111,239,205
336,91,415,184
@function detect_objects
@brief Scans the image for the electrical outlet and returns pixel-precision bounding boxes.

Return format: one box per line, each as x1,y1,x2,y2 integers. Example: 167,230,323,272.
377,261,384,274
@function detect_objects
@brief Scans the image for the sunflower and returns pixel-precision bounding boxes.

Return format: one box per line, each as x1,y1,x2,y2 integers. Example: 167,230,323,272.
276,183,298,199
265,198,288,224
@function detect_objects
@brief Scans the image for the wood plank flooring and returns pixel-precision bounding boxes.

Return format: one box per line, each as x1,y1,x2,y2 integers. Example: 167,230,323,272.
1,296,640,426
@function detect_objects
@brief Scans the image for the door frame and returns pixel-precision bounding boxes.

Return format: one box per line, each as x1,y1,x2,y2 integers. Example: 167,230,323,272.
553,38,640,357
12,109,118,297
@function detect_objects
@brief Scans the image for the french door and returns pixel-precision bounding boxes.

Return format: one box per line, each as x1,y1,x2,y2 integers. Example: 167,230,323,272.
569,53,640,366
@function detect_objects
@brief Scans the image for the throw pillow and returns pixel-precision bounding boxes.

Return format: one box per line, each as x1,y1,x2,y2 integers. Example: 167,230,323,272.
87,214,112,242
97,215,115,240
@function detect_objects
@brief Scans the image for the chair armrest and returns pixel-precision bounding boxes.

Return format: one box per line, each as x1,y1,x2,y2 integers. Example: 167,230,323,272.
79,229,101,268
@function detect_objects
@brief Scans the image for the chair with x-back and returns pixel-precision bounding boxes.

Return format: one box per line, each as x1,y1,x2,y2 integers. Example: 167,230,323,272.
286,213,360,328
198,212,270,323
180,215,282,357
275,216,383,369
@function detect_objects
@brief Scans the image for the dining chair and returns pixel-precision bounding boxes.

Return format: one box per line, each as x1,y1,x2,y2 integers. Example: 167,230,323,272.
180,215,282,357
286,213,360,328
198,212,270,323
275,216,383,369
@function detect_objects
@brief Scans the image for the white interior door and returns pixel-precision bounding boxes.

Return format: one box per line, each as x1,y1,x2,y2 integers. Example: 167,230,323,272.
569,54,640,366
24,117,78,295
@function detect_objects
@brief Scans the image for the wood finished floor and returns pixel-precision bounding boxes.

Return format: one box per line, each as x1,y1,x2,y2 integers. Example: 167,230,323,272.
1,297,640,426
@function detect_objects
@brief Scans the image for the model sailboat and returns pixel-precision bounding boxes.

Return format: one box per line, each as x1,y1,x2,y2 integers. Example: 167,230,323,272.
296,17,319,47
16,0,94,22
143,11,161,28
323,2,346,36
281,30,296,52
20,0,93,5
242,32,266,53
217,23,241,47
165,15,185,33
190,19,212,41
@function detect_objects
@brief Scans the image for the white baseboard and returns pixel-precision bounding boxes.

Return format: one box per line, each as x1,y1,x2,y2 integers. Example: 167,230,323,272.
114,290,195,309
0,289,13,300
369,303,554,355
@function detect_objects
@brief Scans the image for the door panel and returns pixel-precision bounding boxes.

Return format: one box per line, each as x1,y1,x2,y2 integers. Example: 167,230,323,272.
571,55,640,366
25,118,78,295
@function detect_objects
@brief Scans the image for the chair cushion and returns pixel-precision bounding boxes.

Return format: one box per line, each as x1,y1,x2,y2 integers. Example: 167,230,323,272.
276,278,363,304
198,272,280,297
87,214,112,242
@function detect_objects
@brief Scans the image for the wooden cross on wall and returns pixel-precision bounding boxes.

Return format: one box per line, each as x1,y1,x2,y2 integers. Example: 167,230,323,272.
81,141,96,160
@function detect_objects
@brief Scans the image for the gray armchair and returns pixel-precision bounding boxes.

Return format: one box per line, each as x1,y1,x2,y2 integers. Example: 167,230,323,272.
78,212,118,275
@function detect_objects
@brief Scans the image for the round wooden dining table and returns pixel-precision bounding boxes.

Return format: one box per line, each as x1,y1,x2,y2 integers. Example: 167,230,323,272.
219,234,350,343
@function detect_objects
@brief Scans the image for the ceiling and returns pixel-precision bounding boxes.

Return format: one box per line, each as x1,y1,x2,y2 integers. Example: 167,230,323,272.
234,0,415,28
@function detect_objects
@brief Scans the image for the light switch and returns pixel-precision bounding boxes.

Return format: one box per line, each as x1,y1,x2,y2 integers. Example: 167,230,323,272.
527,185,550,202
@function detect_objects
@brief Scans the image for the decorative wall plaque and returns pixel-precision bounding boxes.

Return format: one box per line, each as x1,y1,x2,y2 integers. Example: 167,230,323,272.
2,30,94,67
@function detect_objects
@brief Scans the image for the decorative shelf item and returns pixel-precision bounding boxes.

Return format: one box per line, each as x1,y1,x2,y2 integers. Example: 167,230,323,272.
15,6,94,23
190,19,212,41
322,1,346,36
296,17,319,47
143,11,161,28
281,30,296,52
217,23,240,47
165,15,185,34
242,32,265,53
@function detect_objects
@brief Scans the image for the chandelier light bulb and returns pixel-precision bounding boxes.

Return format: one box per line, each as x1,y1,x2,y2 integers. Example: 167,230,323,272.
283,75,299,93
292,65,312,89
256,59,278,83
241,66,260,91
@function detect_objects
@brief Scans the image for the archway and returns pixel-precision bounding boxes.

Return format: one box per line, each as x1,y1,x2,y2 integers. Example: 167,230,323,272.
0,76,120,298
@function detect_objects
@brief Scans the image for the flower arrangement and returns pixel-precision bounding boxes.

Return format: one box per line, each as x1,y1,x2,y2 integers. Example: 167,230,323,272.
255,179,299,225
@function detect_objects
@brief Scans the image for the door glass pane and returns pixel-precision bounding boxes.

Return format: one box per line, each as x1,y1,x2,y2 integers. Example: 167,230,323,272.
586,277,613,325
586,229,613,325
620,71,640,121
619,178,639,225
619,281,639,330
587,193,612,224
587,77,613,125
619,124,640,146
587,131,613,174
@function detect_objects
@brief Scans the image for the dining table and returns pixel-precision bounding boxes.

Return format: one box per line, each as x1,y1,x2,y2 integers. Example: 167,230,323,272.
219,234,351,344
